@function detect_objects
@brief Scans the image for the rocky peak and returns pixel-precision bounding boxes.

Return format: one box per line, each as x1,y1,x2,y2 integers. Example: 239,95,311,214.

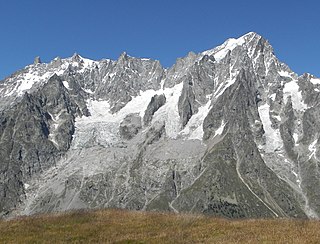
34,56,41,65
72,53,82,63
117,52,129,64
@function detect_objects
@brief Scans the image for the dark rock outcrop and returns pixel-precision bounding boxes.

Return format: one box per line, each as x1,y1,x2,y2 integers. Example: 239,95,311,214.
119,113,142,140
143,94,166,126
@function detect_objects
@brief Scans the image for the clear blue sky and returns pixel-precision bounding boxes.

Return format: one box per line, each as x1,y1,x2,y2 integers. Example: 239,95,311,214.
0,0,319,80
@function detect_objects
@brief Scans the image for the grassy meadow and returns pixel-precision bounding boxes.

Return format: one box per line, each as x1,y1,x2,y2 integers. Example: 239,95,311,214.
0,209,320,243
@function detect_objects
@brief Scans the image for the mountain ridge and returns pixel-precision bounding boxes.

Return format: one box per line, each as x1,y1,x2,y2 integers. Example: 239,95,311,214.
1,32,320,219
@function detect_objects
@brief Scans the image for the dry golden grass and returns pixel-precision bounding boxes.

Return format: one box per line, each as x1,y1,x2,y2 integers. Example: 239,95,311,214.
0,209,320,243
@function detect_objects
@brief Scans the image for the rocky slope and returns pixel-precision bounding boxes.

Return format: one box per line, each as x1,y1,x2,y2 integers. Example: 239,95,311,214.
1,32,320,219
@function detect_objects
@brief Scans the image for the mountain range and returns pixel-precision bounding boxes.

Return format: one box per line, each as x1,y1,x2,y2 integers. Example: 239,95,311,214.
1,32,320,219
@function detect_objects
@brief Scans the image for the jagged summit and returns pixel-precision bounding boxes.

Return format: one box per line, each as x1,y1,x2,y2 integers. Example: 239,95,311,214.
202,32,269,60
1,32,320,220
34,56,41,65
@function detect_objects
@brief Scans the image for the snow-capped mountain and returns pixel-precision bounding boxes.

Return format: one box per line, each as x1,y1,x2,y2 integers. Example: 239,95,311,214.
1,32,320,219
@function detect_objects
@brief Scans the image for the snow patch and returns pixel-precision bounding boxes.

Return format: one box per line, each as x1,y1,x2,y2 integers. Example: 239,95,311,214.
308,139,318,160
16,73,38,95
80,56,95,69
273,115,281,121
215,120,225,136
269,93,276,101
202,36,246,62
278,70,292,77
283,80,308,111
82,88,94,94
293,133,299,145
62,81,70,90
258,103,283,153
152,82,184,138
47,111,65,147
310,78,320,85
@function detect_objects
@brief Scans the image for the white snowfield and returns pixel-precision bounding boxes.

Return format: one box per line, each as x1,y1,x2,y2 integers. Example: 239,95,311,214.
258,102,283,153
202,32,249,61
283,79,308,111
72,82,184,148
310,77,320,85
2,55,96,98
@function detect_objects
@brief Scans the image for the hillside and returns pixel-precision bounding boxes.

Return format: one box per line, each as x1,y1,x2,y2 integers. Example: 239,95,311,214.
1,209,320,243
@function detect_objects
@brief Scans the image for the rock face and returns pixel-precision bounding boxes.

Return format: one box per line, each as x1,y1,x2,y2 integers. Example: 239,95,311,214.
1,32,320,219
119,113,142,140
34,56,41,65
143,94,166,126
